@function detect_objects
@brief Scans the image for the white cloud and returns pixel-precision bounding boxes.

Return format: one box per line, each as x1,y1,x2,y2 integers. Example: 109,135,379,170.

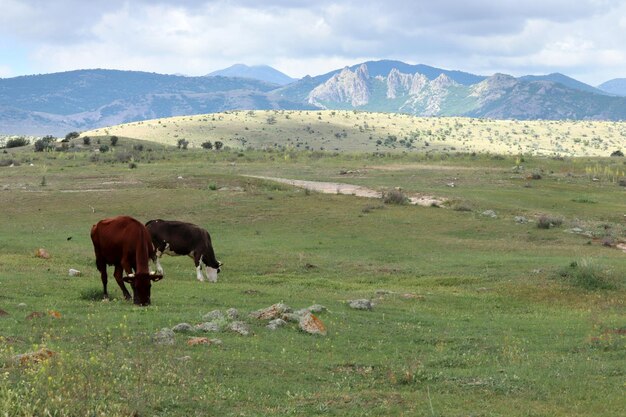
0,0,625,84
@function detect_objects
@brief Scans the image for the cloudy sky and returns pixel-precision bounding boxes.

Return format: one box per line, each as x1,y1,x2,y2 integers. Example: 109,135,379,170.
1,0,625,85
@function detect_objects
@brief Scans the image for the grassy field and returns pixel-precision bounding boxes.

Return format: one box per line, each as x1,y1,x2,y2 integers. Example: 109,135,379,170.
81,110,626,157
0,135,625,416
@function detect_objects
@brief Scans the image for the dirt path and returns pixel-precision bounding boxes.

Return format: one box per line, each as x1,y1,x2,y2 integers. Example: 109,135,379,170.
246,175,447,207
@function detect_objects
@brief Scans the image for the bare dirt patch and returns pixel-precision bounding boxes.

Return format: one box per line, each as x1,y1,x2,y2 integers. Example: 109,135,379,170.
247,175,447,207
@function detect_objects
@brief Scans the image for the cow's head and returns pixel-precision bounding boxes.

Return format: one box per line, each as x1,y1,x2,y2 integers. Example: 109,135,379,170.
123,272,163,306
206,260,223,283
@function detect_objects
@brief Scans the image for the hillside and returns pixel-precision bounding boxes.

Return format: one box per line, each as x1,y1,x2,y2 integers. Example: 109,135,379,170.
81,110,626,157
2,61,626,136
598,78,626,96
207,64,296,85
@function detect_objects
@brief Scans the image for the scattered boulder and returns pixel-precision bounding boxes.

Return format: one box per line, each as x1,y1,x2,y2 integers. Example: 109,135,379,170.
295,304,327,315
13,348,55,366
281,313,301,323
348,299,373,310
226,308,239,320
35,248,50,259
249,303,292,320
187,337,222,346
68,268,81,277
267,318,287,330
202,310,225,322
172,323,195,333
515,216,529,224
152,328,175,345
299,312,327,336
195,322,222,332
228,321,251,336
481,210,497,219
17,303,26,308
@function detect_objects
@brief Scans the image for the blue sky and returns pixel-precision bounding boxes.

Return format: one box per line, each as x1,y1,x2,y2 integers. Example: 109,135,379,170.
1,0,625,85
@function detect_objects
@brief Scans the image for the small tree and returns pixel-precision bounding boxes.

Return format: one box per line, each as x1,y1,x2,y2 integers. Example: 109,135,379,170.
110,136,119,146
99,144,110,153
83,136,91,145
5,137,29,148
201,141,213,150
34,135,56,152
214,141,223,150
64,131,80,142
177,139,189,150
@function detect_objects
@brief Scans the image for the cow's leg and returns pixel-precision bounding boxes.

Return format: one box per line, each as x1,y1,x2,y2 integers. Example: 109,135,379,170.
154,252,164,275
96,259,109,300
113,264,132,300
200,255,218,283
191,252,205,281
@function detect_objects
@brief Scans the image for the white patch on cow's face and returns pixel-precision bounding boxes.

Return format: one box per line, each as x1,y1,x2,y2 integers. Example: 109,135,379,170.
196,263,205,282
206,267,218,283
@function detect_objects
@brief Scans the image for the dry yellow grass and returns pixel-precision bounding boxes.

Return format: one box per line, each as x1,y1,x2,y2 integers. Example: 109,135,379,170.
81,110,626,156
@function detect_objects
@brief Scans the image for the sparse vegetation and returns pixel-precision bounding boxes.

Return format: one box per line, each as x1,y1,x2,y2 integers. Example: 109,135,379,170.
558,259,619,290
5,137,29,148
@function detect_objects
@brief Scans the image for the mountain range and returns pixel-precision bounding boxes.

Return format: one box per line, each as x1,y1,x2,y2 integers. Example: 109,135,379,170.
1,60,625,136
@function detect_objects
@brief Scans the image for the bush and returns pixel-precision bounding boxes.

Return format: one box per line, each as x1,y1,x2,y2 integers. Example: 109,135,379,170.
83,137,91,145
110,136,119,146
177,139,189,150
537,215,563,229
99,144,110,153
558,259,618,290
34,135,56,152
65,131,80,141
201,141,213,150
382,189,409,205
610,150,624,157
214,141,223,150
5,137,29,148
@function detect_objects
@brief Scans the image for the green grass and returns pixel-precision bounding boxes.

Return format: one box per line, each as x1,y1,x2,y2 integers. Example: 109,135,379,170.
0,146,624,416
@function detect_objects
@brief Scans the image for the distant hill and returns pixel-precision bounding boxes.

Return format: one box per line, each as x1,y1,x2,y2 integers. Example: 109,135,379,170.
207,64,296,86
0,69,310,135
2,62,626,136
597,78,626,96
298,65,626,120
519,73,606,95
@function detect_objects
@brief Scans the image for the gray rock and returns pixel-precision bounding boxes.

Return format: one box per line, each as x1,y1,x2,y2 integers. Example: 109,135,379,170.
228,321,251,336
515,216,529,224
195,322,222,332
202,310,225,322
68,268,81,276
481,210,497,219
249,303,292,320
226,308,239,320
153,328,175,345
348,299,373,310
299,312,327,336
295,304,327,315
267,318,287,330
281,313,302,323
171,323,194,333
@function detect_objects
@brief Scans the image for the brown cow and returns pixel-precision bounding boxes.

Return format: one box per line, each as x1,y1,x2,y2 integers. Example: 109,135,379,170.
90,216,163,305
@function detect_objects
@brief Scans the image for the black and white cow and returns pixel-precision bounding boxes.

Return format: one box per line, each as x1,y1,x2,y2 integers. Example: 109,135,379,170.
145,219,222,282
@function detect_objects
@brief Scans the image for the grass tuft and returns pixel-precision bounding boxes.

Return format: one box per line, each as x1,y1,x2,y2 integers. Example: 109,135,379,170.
557,259,619,290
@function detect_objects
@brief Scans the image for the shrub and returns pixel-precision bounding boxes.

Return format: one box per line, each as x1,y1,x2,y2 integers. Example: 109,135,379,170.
177,139,189,150
382,189,409,205
201,141,213,150
5,137,29,148
133,144,144,151
65,131,80,141
558,259,618,290
34,135,56,152
610,150,624,157
537,215,563,229
99,144,110,153
83,137,91,145
214,141,223,150
110,136,119,146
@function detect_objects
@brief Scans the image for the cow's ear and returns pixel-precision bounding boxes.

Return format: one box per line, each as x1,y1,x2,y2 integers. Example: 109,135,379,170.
151,274,164,282
122,276,133,283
